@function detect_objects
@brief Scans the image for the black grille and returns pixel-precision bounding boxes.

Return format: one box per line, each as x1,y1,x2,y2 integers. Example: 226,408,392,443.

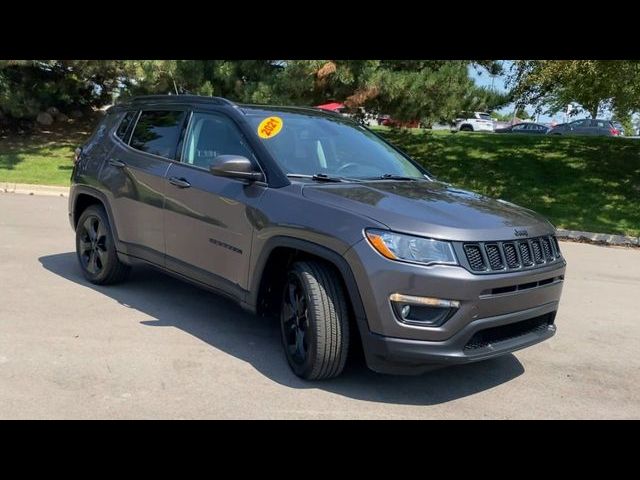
464,313,556,351
519,242,533,266
462,236,562,274
552,237,561,257
464,244,486,271
540,237,554,261
503,243,519,268
531,240,544,263
485,244,504,270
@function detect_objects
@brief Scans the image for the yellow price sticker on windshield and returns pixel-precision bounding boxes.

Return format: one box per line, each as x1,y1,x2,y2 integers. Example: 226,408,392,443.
257,116,283,139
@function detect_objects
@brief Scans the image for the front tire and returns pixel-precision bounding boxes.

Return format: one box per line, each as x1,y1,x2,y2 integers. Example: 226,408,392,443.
280,261,350,380
75,205,130,285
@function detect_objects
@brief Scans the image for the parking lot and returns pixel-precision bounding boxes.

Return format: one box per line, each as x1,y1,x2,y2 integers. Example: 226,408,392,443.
1,193,639,419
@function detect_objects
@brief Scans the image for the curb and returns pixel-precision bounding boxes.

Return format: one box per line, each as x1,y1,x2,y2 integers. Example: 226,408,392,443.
1,182,69,197
556,228,640,247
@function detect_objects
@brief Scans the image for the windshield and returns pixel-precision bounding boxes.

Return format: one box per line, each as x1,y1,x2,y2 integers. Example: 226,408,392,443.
245,110,425,179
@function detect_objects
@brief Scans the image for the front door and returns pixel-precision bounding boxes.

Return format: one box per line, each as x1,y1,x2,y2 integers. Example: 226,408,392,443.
163,111,266,297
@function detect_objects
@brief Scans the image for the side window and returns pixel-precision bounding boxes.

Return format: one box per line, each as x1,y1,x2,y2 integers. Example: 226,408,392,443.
571,119,588,129
183,112,256,169
130,110,186,159
512,124,526,131
115,111,138,142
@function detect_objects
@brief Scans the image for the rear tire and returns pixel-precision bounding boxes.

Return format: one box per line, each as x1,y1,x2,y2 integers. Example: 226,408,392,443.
75,205,130,285
280,261,350,380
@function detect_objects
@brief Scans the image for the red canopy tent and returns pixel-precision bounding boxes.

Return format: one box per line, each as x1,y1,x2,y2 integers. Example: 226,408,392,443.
315,102,344,112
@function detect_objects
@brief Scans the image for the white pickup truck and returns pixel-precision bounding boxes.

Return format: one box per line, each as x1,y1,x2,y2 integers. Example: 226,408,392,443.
451,112,495,132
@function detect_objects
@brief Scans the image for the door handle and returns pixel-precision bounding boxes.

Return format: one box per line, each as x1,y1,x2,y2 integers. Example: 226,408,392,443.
109,159,126,168
169,176,191,188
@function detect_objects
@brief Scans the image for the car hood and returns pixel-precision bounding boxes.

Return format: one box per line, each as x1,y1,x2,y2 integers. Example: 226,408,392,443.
301,180,555,242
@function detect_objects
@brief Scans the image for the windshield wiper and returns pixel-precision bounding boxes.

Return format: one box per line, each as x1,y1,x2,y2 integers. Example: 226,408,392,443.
376,174,421,181
287,173,346,183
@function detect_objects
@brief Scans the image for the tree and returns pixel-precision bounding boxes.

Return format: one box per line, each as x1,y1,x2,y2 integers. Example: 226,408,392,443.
0,59,511,129
633,116,640,136
508,60,640,119
490,108,529,122
612,110,635,136
271,60,509,124
0,60,137,119
120,60,280,104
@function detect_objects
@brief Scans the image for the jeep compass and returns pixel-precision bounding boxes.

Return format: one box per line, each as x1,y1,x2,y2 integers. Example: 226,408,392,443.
69,95,566,379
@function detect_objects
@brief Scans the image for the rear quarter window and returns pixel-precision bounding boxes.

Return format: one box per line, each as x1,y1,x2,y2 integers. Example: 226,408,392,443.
129,110,187,159
115,111,138,142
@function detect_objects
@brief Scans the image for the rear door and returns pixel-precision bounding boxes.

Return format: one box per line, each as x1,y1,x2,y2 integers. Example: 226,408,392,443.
100,108,187,265
591,119,612,136
524,123,547,134
162,110,266,296
569,119,590,135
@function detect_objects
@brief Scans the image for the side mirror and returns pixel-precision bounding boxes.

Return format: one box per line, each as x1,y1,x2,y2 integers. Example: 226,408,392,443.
74,146,83,164
210,155,264,182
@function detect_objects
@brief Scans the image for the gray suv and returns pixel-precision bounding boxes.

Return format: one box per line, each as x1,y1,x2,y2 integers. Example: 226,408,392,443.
69,95,566,380
547,118,621,136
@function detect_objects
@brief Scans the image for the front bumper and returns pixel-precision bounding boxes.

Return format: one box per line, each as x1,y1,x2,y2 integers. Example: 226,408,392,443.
362,302,557,374
344,238,565,373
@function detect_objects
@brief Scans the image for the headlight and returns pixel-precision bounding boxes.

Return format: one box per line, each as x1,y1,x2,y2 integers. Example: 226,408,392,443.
365,229,457,266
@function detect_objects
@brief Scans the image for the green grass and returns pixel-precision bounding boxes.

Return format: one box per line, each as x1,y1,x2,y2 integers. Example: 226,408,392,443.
2,122,639,236
0,124,91,186
374,128,640,237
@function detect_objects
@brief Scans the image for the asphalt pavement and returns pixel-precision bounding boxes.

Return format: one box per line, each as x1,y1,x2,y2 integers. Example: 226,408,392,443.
1,193,638,419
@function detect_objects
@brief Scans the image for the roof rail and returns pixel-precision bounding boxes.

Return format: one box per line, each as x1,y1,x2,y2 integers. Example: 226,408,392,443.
125,94,237,107
313,107,344,117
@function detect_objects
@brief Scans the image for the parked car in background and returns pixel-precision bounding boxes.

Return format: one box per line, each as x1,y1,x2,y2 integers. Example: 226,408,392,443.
547,119,621,136
495,122,550,134
315,103,374,127
376,114,390,126
451,112,495,133
315,102,345,114
611,121,626,136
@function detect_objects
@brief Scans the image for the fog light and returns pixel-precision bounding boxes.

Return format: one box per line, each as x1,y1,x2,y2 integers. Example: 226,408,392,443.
390,293,460,327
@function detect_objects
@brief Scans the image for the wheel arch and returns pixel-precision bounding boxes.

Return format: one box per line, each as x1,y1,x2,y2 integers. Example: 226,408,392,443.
73,193,103,228
248,237,367,325
70,186,124,253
